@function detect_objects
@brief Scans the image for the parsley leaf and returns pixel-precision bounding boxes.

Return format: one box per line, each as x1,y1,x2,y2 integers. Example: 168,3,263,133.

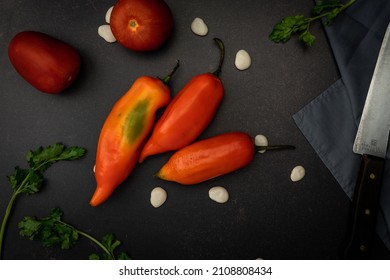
269,0,357,47
18,208,130,260
0,143,86,259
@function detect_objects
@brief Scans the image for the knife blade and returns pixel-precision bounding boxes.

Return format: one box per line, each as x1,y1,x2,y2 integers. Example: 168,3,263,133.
344,23,390,259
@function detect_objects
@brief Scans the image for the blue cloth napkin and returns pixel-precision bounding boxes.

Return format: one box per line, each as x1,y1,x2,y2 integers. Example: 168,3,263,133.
293,0,390,250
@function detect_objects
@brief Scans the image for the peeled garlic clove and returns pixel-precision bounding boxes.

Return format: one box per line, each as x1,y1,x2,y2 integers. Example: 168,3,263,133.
235,49,251,70
209,186,229,203
255,134,268,153
98,25,116,43
290,165,305,182
105,6,113,24
191,17,208,36
150,187,167,208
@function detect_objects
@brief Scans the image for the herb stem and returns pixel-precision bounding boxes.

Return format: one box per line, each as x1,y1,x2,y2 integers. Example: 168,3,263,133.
0,176,29,259
307,0,357,23
269,0,358,46
0,192,18,258
56,220,115,259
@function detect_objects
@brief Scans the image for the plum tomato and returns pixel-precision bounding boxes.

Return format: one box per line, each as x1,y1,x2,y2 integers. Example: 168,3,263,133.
8,31,81,94
110,0,174,52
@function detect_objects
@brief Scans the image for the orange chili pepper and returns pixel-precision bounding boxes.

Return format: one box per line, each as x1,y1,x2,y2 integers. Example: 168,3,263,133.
156,132,295,185
90,62,179,206
138,38,225,163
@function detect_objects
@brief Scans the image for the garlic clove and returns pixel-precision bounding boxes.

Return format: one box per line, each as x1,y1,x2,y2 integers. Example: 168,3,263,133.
105,6,113,24
235,49,251,70
98,25,117,43
150,187,167,208
191,17,208,36
255,134,268,153
290,165,305,182
209,186,229,203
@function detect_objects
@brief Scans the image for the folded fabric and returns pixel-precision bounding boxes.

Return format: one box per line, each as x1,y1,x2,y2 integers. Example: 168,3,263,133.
293,0,390,250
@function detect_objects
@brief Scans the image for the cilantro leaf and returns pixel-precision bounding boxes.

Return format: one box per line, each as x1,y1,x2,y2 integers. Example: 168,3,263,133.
27,143,64,171
0,143,86,259
88,234,131,260
27,143,86,172
102,233,121,253
269,15,309,44
18,208,131,260
269,0,357,47
312,0,343,15
299,30,316,47
18,208,78,250
59,146,87,161
7,167,29,191
117,252,131,260
7,167,44,195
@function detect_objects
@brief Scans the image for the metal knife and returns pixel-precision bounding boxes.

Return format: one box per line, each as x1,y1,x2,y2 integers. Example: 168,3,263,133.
344,23,390,259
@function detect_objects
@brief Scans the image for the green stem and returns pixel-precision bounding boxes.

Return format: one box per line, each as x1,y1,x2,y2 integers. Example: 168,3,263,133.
256,145,296,153
212,38,225,77
0,161,46,259
307,0,357,23
0,169,35,259
160,60,180,85
57,220,114,259
0,190,21,259
79,231,114,259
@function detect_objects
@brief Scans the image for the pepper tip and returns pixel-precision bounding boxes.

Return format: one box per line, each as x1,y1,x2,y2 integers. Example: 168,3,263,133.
89,186,114,207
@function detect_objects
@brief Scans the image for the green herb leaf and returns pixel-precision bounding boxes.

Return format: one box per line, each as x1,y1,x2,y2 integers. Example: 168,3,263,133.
269,0,357,47
18,208,131,260
7,167,44,195
27,143,86,172
7,167,29,191
299,30,316,47
60,146,87,161
102,233,121,253
27,143,65,171
1,143,86,259
18,216,42,240
18,208,79,250
117,252,131,260
269,15,308,44
312,0,343,15
323,7,341,25
89,233,130,260
88,253,100,260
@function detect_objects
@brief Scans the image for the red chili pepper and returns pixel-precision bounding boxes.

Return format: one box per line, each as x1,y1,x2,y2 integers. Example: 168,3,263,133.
138,38,225,163
90,62,179,206
156,132,295,185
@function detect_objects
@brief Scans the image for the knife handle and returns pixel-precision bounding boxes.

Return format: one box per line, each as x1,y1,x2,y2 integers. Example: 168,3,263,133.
344,154,385,259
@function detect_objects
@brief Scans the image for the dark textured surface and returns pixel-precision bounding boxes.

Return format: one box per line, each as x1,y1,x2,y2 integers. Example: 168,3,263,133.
0,0,388,260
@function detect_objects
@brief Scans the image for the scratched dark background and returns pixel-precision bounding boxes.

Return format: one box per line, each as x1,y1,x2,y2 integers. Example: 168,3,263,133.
0,0,389,260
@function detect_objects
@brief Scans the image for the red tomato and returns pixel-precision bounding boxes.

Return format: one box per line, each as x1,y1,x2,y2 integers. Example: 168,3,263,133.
8,31,81,94
110,0,174,51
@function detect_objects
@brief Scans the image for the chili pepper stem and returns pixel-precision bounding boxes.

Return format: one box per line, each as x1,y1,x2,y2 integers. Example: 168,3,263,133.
160,60,180,85
256,145,295,153
212,38,225,77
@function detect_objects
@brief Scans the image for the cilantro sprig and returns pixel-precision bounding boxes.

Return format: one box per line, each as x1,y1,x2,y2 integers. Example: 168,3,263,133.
0,143,86,259
269,0,357,47
19,208,130,260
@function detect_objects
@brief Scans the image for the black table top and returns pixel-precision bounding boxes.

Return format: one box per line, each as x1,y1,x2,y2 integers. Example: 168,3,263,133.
1,0,389,260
